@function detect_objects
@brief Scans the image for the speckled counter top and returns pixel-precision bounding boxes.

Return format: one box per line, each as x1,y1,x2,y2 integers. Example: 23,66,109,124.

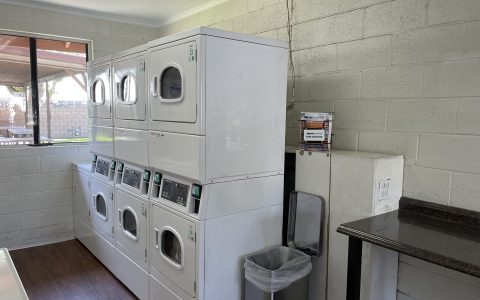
338,197,480,278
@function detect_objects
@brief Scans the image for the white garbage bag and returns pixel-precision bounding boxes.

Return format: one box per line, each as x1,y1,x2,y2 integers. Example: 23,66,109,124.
244,246,312,293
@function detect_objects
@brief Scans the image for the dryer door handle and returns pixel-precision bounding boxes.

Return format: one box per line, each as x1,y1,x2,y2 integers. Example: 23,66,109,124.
152,75,159,97
92,195,96,207
118,209,122,225
154,227,159,250
116,82,121,100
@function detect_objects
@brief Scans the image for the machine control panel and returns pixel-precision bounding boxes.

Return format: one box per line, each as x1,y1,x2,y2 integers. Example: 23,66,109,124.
122,167,142,190
161,179,189,207
95,159,110,177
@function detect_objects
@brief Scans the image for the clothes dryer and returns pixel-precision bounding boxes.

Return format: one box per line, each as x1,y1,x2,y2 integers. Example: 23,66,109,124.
114,162,151,300
88,173,116,273
149,172,284,300
147,28,288,184
112,46,148,130
91,176,115,239
87,56,112,127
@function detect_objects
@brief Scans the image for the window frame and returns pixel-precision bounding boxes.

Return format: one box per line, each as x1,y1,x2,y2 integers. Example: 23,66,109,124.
0,29,93,147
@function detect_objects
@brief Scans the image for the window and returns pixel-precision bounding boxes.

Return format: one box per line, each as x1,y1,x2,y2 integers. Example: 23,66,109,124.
0,33,88,146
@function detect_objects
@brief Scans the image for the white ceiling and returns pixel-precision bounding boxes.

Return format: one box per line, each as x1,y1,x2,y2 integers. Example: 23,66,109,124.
0,0,229,27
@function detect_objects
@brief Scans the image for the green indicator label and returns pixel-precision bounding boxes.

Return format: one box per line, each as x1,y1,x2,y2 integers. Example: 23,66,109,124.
192,184,202,199
118,162,124,172
143,170,151,181
154,173,162,185
110,161,116,170
92,154,97,162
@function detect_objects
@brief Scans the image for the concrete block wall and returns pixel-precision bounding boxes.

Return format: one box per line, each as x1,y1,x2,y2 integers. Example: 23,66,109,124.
157,0,480,299
0,145,90,249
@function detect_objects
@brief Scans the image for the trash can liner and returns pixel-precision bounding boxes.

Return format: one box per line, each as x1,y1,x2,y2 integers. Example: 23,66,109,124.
244,246,312,293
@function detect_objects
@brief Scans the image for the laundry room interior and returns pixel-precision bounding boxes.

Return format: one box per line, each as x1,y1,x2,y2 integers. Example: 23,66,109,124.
0,0,479,300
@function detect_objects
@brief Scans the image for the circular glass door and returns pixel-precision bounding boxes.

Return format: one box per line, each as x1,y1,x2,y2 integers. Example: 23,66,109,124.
92,79,105,104
160,67,182,99
95,194,107,220
161,230,182,266
122,208,137,240
120,75,137,103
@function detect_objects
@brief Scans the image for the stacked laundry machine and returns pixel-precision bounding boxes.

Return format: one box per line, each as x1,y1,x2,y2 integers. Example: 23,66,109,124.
73,27,288,300
74,54,118,273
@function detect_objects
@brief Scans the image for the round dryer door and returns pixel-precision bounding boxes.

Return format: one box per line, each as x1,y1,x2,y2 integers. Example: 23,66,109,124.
120,75,137,103
121,208,138,240
94,194,107,221
115,188,148,262
91,79,105,104
161,229,182,266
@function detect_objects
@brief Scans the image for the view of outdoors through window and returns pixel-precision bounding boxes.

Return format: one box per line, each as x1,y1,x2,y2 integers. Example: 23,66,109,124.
0,34,88,145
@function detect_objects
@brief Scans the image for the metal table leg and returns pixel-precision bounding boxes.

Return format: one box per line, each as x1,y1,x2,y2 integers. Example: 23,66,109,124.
346,236,362,300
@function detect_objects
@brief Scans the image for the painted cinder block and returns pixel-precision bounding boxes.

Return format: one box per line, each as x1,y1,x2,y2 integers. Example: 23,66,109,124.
338,35,391,70
0,156,40,177
365,0,427,37
331,128,358,151
19,171,73,194
423,60,480,97
0,206,73,235
247,0,279,13
451,172,480,212
292,9,363,50
428,0,480,26
463,21,480,59
334,100,387,130
418,134,480,174
293,44,337,76
311,44,337,74
402,166,451,205
0,189,73,215
387,99,457,133
398,260,480,300
0,176,21,196
292,0,337,24
456,98,480,135
392,24,463,65
314,71,361,100
358,131,418,165
361,65,423,99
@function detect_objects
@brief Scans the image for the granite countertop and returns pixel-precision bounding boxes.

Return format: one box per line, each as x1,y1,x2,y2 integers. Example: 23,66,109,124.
337,197,480,278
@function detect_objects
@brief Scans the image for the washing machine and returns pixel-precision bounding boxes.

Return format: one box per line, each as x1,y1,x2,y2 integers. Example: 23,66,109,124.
88,172,116,273
80,152,116,274
112,45,148,130
149,171,284,300
150,202,197,300
87,56,112,127
147,27,288,184
114,160,151,300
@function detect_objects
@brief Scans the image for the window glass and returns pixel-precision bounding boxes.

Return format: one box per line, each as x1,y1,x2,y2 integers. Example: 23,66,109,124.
161,67,182,99
162,230,182,265
95,195,107,218
0,35,33,145
92,80,104,103
36,38,88,144
121,75,136,102
123,209,137,237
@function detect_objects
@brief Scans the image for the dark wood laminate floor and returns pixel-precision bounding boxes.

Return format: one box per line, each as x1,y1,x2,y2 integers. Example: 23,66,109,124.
10,239,138,300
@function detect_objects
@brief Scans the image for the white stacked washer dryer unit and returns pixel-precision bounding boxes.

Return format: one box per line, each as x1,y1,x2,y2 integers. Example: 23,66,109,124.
146,28,288,300
112,45,152,300
84,55,117,273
